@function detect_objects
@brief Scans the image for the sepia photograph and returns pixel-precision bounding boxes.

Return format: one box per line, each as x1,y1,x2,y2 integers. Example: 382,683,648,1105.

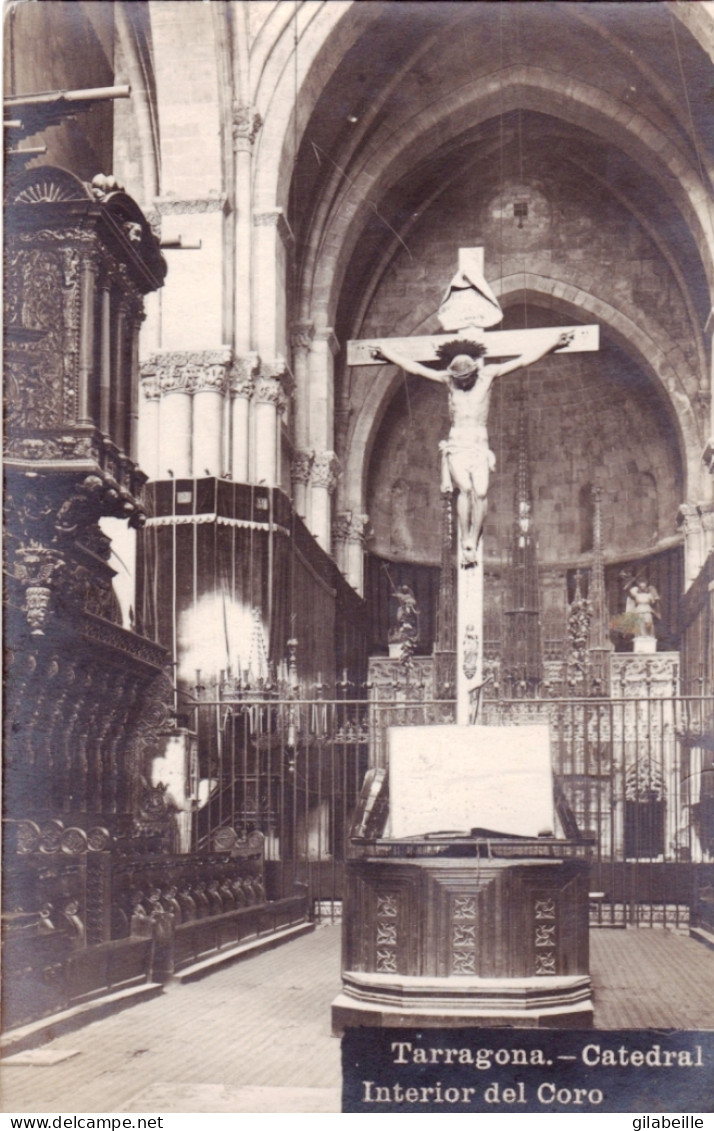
2,0,714,1117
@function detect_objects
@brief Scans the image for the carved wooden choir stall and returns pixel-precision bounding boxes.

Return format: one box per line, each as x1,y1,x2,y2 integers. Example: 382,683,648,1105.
333,724,593,1031
2,166,310,1031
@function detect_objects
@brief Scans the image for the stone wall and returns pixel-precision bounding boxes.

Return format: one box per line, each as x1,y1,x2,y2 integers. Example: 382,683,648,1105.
367,329,682,567
358,155,694,568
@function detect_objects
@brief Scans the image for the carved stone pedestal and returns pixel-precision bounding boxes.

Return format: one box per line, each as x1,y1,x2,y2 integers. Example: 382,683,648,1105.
610,651,680,698
633,636,657,654
332,848,592,1032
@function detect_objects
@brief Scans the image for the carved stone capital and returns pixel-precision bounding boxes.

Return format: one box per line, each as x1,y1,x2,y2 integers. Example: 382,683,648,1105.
314,327,340,357
699,502,714,534
677,502,703,535
254,375,286,410
290,321,315,354
143,349,232,395
258,354,288,382
230,353,260,397
253,208,294,248
333,511,370,545
13,546,65,635
60,246,80,287
155,194,227,216
232,102,262,149
156,361,189,395
311,450,341,492
280,368,296,400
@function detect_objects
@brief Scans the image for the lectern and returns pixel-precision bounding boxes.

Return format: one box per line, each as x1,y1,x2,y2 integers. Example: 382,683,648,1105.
332,725,593,1031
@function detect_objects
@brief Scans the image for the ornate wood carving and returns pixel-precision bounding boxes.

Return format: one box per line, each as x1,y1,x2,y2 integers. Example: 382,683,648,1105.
451,895,478,974
5,248,72,430
343,856,589,982
375,891,399,972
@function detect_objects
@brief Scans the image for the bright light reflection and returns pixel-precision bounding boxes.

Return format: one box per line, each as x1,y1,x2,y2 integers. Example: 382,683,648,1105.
177,593,268,682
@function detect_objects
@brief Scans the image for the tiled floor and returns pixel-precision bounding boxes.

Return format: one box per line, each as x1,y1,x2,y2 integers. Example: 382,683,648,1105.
2,923,713,1114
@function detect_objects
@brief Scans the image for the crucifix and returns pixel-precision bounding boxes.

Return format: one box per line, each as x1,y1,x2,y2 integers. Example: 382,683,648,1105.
348,248,599,725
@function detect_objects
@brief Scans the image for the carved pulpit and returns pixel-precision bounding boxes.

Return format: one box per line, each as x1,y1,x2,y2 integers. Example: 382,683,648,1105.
5,164,167,632
337,248,595,1031
3,166,175,1023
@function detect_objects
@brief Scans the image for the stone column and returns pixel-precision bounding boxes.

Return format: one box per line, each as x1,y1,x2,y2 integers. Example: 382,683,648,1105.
252,368,287,486
192,355,230,478
229,353,257,483
253,209,293,359
232,103,261,352
138,364,160,481
157,358,192,479
333,511,369,594
704,311,714,477
311,450,341,553
290,321,314,514
114,300,129,449
77,254,99,426
291,451,313,523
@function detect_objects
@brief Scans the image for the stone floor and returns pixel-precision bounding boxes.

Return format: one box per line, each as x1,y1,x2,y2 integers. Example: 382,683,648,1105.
2,923,714,1114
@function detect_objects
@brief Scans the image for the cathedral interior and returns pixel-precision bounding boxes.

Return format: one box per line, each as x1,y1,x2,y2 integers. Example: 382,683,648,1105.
3,0,714,1038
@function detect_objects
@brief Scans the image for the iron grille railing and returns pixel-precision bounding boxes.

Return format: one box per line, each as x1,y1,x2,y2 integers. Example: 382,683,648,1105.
188,694,714,926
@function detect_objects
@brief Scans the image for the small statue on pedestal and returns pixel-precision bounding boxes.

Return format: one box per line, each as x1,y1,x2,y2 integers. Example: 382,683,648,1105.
626,578,660,653
388,583,420,664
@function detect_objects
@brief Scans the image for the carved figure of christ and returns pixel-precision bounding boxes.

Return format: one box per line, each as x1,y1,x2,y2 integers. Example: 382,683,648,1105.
372,328,574,566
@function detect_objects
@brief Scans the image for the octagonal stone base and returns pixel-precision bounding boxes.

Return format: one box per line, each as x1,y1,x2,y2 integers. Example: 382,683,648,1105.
332,970,593,1033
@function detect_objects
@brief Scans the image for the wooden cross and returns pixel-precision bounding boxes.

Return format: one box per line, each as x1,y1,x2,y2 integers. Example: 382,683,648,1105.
347,248,599,724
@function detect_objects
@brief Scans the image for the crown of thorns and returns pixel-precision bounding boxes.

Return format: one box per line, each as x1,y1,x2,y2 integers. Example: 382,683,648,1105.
436,339,487,365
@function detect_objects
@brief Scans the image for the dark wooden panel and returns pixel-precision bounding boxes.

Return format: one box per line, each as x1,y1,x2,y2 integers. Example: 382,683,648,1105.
343,856,590,981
